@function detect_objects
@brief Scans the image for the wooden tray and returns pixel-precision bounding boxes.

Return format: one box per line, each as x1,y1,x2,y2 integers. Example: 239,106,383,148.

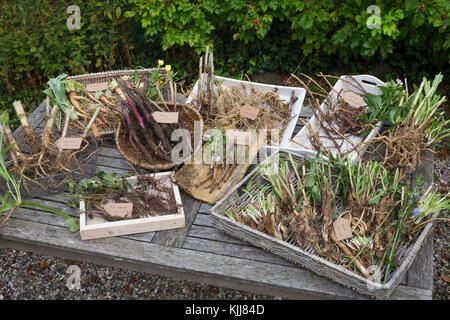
79,172,185,240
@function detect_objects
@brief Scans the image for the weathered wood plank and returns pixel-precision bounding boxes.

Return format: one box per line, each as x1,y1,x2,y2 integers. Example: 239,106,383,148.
95,165,130,175
151,190,202,247
0,217,430,299
98,146,125,159
299,106,313,118
406,149,434,290
189,224,244,245
183,236,294,267
199,203,212,214
406,232,433,289
11,202,156,243
193,212,214,227
96,154,134,170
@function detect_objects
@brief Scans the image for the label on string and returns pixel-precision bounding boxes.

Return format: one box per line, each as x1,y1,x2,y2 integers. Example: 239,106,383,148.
341,91,364,108
152,112,179,123
333,218,353,241
103,203,133,218
239,104,260,120
85,82,108,92
55,137,82,150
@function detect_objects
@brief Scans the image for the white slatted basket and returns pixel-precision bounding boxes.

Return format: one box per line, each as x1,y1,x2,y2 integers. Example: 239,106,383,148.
285,75,385,163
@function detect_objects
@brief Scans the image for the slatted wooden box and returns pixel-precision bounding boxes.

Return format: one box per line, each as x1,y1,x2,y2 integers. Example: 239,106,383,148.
210,149,436,299
79,172,185,240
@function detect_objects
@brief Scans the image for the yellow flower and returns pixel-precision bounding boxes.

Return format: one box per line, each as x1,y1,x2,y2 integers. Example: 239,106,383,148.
165,65,172,72
158,60,164,66
159,80,163,84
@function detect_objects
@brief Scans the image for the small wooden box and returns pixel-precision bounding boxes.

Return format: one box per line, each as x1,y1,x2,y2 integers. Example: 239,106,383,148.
79,172,185,240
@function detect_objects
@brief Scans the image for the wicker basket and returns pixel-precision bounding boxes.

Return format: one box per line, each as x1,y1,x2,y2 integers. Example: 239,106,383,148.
210,149,436,300
66,68,171,140
115,102,203,171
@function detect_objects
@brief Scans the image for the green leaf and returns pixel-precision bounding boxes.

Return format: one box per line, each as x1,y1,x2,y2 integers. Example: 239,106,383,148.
311,184,321,204
305,173,315,188
65,217,79,232
1,142,15,155
0,111,9,124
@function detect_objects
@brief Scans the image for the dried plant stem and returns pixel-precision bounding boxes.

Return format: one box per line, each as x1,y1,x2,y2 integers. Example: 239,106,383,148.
330,230,369,278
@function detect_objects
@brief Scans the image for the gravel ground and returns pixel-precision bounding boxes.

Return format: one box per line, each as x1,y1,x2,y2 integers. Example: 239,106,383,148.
0,159,447,300
432,158,450,300
0,248,280,300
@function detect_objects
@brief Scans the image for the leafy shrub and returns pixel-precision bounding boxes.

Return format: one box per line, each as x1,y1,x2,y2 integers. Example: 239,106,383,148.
122,0,449,81
0,0,132,121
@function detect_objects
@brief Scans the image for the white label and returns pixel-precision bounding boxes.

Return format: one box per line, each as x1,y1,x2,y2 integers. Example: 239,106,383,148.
103,203,133,218
85,82,109,92
55,137,83,150
152,112,179,123
333,218,353,241
239,104,260,120
341,91,364,108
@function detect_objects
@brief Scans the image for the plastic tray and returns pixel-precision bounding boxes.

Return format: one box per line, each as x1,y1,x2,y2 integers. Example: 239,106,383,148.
186,75,306,153
284,74,385,163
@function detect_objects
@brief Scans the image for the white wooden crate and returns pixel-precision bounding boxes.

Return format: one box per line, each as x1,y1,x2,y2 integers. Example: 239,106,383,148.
186,75,306,153
79,172,185,240
284,74,385,163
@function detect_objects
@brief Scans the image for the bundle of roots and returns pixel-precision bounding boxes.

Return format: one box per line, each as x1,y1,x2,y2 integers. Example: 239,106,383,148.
85,175,178,222
68,89,119,136
206,86,292,134
114,78,196,166
2,102,98,194
195,48,296,144
291,74,374,156
364,125,430,179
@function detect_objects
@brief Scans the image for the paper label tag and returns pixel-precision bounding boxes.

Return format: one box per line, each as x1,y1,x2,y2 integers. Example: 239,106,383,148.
341,91,364,108
239,104,260,120
152,112,179,123
333,218,353,241
103,203,133,218
85,82,109,92
55,137,82,150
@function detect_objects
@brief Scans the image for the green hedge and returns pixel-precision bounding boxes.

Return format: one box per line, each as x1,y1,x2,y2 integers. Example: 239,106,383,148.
0,0,132,122
1,0,449,128
123,0,450,80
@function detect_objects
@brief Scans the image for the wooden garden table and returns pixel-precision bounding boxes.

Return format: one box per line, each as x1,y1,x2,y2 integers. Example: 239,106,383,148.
0,100,434,300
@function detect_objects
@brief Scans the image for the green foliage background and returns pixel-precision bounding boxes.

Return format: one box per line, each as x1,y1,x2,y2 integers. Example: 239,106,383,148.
1,0,449,128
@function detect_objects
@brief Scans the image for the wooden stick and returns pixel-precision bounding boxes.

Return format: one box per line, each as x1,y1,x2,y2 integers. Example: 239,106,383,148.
61,109,71,138
82,106,101,139
45,96,50,116
203,45,209,98
198,57,203,108
38,104,59,171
